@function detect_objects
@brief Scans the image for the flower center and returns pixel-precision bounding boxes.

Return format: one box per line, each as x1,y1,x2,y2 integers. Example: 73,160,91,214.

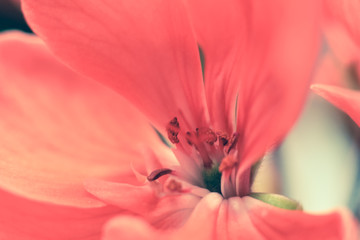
162,117,240,194
202,164,222,194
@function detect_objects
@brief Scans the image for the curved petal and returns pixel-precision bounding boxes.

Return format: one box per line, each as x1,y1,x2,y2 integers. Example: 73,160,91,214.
85,179,202,229
102,194,357,239
311,84,360,126
324,0,360,48
102,216,163,240
314,53,345,86
324,22,360,65
0,31,163,207
102,193,223,240
21,0,208,131
235,0,321,175
184,0,250,132
243,197,358,240
0,188,120,240
84,180,158,215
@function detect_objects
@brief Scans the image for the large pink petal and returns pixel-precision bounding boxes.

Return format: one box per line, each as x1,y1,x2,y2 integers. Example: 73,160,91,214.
312,84,360,126
324,0,360,48
21,0,208,131
102,194,357,239
0,31,163,207
235,1,321,175
184,0,249,132
0,188,119,240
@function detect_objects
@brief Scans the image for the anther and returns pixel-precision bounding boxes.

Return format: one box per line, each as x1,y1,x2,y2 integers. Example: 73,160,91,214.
185,131,195,145
196,127,217,145
166,179,182,192
219,155,238,172
147,168,173,181
166,117,180,144
217,131,229,146
224,132,239,154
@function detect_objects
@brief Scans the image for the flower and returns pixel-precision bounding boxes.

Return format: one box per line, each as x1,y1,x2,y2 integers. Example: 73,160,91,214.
0,0,356,239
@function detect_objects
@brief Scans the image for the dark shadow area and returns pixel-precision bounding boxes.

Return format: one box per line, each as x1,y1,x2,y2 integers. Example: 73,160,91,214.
0,0,32,33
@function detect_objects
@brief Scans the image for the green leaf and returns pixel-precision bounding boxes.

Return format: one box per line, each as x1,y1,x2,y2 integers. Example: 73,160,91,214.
249,193,303,210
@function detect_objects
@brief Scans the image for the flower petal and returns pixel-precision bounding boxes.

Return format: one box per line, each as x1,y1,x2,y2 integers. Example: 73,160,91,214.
324,22,360,65
0,31,162,207
0,188,119,240
102,216,163,240
102,194,357,239
244,197,358,239
102,193,223,240
185,0,250,131
324,0,360,47
235,0,321,176
311,84,360,126
85,179,202,229
314,53,345,86
84,179,158,215
21,0,208,131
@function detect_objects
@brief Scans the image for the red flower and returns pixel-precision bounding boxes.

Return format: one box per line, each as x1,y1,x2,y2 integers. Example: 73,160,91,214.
0,0,356,239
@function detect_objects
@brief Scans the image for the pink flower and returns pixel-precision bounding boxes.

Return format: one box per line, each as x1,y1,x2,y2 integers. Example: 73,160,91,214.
0,0,356,239
312,0,360,124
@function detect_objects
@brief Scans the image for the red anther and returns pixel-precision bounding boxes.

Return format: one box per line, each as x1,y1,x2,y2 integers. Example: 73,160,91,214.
147,168,173,181
219,155,238,172
169,117,180,128
196,127,217,145
166,179,182,192
185,131,195,146
216,131,229,146
224,132,239,154
166,117,180,144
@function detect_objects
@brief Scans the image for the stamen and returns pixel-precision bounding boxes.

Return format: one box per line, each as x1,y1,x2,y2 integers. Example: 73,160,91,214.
166,179,182,192
200,150,213,169
185,131,195,146
224,132,239,154
217,131,229,146
147,168,173,181
219,155,238,172
196,127,217,145
166,117,180,144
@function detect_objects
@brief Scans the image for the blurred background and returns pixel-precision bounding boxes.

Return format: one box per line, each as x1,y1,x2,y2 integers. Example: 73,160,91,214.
1,0,359,219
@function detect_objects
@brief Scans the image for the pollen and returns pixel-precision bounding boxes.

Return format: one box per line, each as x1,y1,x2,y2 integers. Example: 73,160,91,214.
219,155,238,172
217,131,229,146
165,117,239,177
166,179,182,192
196,127,217,145
224,132,239,154
166,117,180,144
